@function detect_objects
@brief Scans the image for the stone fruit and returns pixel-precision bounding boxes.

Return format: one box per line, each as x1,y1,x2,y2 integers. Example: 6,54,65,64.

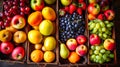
44,0,56,5
68,52,80,63
34,44,42,50
88,13,96,20
44,36,56,51
0,29,12,42
11,15,26,29
28,11,43,27
44,51,55,63
30,50,43,63
1,42,14,54
31,0,44,11
60,43,70,59
60,0,72,6
66,38,77,51
42,7,56,21
13,31,27,44
39,20,53,36
90,34,101,46
76,45,87,56
76,35,87,45
12,47,25,60
28,30,43,44
103,39,115,51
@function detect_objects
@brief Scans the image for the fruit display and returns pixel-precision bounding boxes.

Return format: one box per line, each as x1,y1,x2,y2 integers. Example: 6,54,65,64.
59,0,88,65
87,0,116,64
0,0,28,63
27,0,58,64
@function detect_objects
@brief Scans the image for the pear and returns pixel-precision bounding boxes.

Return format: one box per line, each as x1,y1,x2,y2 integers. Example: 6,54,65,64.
60,43,70,59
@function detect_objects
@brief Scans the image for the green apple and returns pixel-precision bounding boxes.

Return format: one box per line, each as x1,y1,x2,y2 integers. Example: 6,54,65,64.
39,20,53,36
44,0,56,5
60,0,72,6
31,0,44,11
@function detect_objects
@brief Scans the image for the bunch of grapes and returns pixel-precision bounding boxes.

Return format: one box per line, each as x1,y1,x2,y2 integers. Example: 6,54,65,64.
88,19,114,40
0,0,30,28
59,12,85,43
90,44,114,64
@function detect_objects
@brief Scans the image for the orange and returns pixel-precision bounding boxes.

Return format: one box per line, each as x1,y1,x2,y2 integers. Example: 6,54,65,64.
30,50,43,63
68,52,80,63
28,30,43,44
28,11,43,27
44,51,55,63
42,7,56,21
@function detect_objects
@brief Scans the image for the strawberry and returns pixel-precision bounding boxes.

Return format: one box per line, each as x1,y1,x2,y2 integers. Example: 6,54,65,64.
77,8,82,15
78,2,86,10
64,6,69,13
78,0,84,3
59,9,66,16
69,3,77,14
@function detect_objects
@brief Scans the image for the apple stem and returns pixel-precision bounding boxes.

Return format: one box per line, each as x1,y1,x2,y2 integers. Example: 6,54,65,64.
34,0,37,3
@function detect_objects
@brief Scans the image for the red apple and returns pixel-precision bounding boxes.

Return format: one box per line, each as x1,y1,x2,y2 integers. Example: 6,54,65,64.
76,35,87,45
97,13,106,20
76,45,87,56
12,47,25,60
1,42,14,54
11,15,26,29
66,38,78,51
104,10,115,21
88,3,100,15
103,39,115,51
90,34,101,45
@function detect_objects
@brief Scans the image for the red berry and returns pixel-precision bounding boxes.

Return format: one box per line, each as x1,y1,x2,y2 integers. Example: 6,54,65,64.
77,8,82,15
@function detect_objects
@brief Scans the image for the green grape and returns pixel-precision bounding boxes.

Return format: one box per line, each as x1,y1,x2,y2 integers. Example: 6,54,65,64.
108,32,112,36
105,30,109,34
103,33,107,39
102,27,107,32
96,55,101,60
108,27,112,31
99,60,104,64
106,58,111,62
94,50,99,55
104,20,109,24
100,49,106,54
95,23,101,29
106,51,111,54
91,45,95,50
88,21,93,26
91,54,96,61
92,28,98,33
89,23,96,30
103,54,107,60
99,22,105,27
95,46,101,50
110,22,114,26
109,53,114,58
98,33,103,38
98,28,102,33
106,24,112,28
99,53,103,57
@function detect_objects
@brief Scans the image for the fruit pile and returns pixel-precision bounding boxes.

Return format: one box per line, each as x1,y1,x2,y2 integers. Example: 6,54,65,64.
59,0,88,64
87,0,116,64
0,0,29,61
27,0,57,63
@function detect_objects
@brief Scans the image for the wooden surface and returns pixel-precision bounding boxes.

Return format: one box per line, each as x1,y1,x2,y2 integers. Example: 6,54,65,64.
0,0,120,67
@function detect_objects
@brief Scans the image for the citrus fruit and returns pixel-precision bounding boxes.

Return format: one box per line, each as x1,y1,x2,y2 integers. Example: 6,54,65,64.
39,20,53,36
28,11,42,27
44,51,55,63
42,7,56,21
68,52,80,63
30,50,43,63
34,44,42,50
28,30,43,44
44,36,56,51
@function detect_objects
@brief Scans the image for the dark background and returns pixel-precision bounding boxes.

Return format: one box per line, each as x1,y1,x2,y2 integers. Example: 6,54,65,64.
0,0,120,67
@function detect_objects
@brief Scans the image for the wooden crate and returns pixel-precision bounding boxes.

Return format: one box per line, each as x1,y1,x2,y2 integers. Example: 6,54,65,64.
26,0,59,65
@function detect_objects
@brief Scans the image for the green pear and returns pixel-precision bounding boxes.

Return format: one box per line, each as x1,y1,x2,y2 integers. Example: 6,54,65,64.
60,43,70,59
